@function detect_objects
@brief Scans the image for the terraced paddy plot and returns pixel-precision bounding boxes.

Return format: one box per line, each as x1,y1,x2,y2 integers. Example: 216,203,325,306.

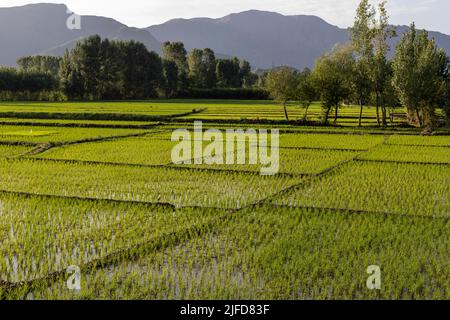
279,133,384,150
37,134,257,166
30,206,450,300
0,125,150,143
0,102,196,116
37,137,180,166
0,145,31,158
38,133,361,175
161,122,419,135
0,159,301,208
0,99,448,300
387,135,450,147
144,130,385,150
273,161,450,216
2,130,55,137
0,118,155,127
178,148,359,175
180,102,383,121
360,145,450,164
0,194,220,285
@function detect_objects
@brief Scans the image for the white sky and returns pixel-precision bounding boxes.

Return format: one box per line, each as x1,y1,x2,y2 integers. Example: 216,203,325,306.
0,0,449,34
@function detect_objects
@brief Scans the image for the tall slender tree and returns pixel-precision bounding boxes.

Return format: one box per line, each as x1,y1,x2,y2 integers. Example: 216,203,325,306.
162,42,189,90
296,68,317,121
372,1,396,127
162,59,179,97
350,0,376,127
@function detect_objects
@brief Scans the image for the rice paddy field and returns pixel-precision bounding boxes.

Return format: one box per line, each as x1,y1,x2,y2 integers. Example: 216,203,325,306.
0,100,449,300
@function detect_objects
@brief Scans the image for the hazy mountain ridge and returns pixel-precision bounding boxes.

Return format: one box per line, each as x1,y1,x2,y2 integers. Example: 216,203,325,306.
0,3,162,66
0,4,449,69
148,9,450,69
148,10,350,69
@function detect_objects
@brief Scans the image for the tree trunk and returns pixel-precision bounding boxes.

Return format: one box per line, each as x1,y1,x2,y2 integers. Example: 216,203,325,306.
381,94,387,127
303,104,310,122
323,107,331,125
358,100,363,127
333,105,338,126
416,108,423,127
406,106,417,126
283,102,289,122
375,93,380,127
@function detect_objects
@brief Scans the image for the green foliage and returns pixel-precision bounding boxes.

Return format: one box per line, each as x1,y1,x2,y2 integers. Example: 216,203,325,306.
188,48,217,89
392,24,448,128
372,2,396,126
216,58,242,88
162,41,189,91
16,55,62,77
162,59,179,98
0,67,57,93
162,41,189,73
60,36,163,100
296,69,318,121
4,39,259,101
312,45,354,124
265,66,298,121
444,81,450,122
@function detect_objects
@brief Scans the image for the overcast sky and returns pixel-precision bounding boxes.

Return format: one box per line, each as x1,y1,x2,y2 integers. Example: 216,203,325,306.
1,0,449,34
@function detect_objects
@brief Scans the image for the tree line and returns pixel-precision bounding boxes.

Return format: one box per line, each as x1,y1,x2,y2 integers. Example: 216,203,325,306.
264,0,449,129
0,0,448,128
0,36,262,101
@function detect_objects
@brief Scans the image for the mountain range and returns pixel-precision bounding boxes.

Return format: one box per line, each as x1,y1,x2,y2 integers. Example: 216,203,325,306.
1,3,449,69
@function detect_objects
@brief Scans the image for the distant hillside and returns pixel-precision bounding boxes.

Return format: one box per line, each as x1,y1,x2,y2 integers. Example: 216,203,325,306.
148,10,450,69
148,10,349,69
1,4,449,69
0,3,161,66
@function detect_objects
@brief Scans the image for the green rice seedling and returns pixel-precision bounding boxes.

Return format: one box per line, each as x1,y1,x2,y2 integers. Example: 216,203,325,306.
28,206,450,300
273,161,450,216
0,194,221,287
387,135,450,147
360,145,450,164
0,145,31,158
0,125,150,144
279,133,385,150
178,148,359,175
0,159,301,208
